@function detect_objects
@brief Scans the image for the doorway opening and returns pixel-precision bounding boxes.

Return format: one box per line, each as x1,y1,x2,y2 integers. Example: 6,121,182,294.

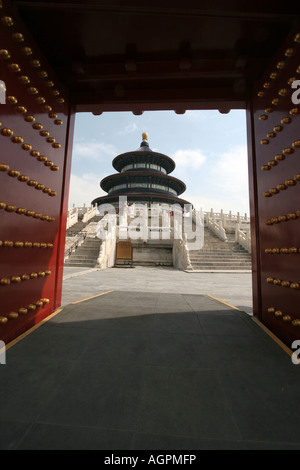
62,109,252,314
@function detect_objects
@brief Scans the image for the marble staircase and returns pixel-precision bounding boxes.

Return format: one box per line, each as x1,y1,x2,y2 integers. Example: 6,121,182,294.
64,237,102,268
188,227,252,271
66,215,102,236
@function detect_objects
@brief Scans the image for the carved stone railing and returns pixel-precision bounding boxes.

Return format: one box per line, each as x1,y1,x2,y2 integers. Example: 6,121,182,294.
235,226,251,252
97,237,116,269
64,232,87,260
82,205,98,223
205,208,249,224
173,234,193,271
66,209,78,229
207,216,227,241
66,204,98,229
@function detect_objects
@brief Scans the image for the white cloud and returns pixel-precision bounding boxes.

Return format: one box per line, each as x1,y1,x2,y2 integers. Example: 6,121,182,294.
182,145,250,215
117,122,138,135
68,173,106,208
73,141,116,161
211,144,249,195
173,149,207,170
68,142,250,216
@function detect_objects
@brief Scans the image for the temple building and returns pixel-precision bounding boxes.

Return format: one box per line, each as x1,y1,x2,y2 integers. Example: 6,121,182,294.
92,133,191,211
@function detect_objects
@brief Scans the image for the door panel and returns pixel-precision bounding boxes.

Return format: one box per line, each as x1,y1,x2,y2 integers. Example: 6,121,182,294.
249,28,300,346
0,5,74,343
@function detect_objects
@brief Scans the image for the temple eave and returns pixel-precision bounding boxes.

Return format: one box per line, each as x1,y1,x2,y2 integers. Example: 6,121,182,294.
100,171,186,194
112,151,176,174
92,193,191,208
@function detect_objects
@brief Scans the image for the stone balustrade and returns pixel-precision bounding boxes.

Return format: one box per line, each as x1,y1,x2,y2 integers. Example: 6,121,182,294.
66,208,78,229
207,216,228,242
67,203,98,228
235,226,251,252
82,205,98,223
203,208,249,227
66,204,251,258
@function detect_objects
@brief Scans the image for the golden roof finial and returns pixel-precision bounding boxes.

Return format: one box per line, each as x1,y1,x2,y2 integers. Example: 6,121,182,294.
142,132,148,142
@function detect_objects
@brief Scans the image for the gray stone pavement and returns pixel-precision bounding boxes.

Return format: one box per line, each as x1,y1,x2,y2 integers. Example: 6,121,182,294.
62,266,253,315
3,289,300,450
3,266,300,450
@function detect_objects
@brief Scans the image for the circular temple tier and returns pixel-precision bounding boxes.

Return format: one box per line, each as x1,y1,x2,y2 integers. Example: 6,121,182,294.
92,133,191,210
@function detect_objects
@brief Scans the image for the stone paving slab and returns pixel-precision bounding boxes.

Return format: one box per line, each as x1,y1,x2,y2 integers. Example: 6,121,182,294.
62,266,253,314
1,290,300,450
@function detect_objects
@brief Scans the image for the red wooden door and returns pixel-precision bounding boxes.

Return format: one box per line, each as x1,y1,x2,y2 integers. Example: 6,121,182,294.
247,28,300,347
0,5,75,343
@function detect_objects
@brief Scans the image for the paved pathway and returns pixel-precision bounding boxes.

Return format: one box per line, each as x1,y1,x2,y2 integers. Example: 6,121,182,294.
62,266,253,314
1,267,300,450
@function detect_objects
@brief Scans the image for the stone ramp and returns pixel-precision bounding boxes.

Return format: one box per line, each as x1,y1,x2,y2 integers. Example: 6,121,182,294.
1,290,299,450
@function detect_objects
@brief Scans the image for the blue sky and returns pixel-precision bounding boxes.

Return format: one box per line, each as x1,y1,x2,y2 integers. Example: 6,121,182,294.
68,109,249,216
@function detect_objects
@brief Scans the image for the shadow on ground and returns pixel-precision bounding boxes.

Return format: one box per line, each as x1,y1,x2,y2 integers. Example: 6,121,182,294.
0,291,299,450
